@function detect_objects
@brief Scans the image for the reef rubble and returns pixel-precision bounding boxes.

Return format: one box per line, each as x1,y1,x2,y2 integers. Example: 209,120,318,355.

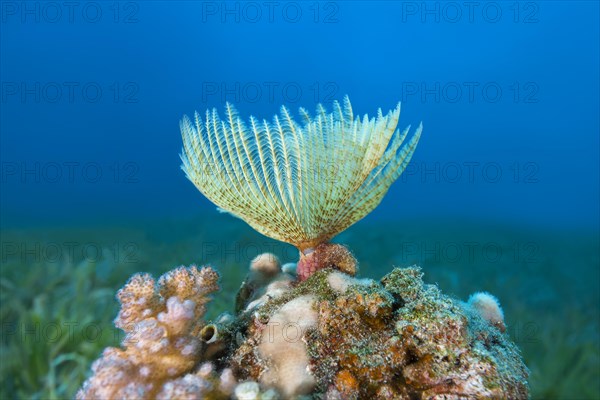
77,253,529,399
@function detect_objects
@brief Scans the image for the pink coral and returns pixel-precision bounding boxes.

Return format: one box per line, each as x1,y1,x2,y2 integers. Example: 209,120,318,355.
76,265,221,400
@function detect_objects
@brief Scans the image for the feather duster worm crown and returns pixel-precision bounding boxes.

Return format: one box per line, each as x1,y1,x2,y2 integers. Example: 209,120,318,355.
180,96,422,251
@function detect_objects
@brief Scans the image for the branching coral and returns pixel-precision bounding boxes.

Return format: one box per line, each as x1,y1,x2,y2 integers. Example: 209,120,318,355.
76,265,227,400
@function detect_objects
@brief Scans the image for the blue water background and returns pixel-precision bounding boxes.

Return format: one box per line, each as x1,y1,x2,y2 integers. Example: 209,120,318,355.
1,1,598,231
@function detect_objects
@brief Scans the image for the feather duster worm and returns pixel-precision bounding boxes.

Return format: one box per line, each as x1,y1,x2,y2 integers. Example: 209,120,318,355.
181,96,421,278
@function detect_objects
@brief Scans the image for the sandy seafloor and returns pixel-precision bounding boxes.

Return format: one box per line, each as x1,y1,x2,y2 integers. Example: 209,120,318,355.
1,213,598,399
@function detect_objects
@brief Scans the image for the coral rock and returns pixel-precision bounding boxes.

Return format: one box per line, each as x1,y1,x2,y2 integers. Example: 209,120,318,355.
79,259,529,400
334,369,359,398
233,265,528,399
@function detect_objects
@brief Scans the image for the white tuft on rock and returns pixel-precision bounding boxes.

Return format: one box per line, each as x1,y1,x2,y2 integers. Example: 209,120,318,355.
467,291,505,331
327,271,373,293
234,381,260,400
